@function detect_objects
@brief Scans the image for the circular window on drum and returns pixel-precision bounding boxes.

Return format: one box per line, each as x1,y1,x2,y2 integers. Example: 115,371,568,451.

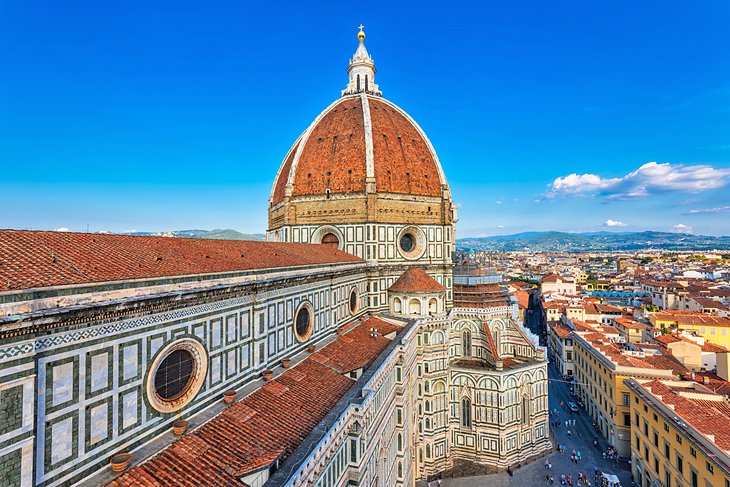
294,301,314,342
397,226,426,259
146,338,207,413
349,287,359,315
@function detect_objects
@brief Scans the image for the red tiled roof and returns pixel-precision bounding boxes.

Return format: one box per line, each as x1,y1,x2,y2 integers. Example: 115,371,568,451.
578,331,688,374
654,312,730,328
108,317,400,487
271,96,442,206
641,380,730,452
541,273,562,283
309,317,400,374
389,268,446,293
550,322,572,339
0,230,363,291
512,289,530,309
702,341,729,353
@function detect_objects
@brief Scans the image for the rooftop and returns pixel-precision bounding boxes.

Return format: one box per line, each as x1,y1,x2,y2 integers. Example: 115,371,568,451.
108,316,401,487
635,379,730,454
388,268,446,293
0,230,363,292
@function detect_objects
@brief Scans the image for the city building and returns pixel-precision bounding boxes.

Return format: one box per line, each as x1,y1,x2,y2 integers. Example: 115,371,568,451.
540,274,576,295
571,330,689,457
0,28,550,487
625,376,730,487
651,312,730,349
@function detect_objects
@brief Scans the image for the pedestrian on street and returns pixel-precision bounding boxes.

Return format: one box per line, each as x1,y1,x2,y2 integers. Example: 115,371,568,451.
546,459,550,469
567,429,572,437
565,420,569,428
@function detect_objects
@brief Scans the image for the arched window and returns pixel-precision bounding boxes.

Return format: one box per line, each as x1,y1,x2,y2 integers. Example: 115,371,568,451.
409,298,421,315
397,433,403,451
425,443,431,458
522,395,530,424
428,298,438,315
462,330,472,357
357,74,361,92
365,74,369,91
398,461,403,478
393,297,402,314
461,397,471,428
321,232,339,248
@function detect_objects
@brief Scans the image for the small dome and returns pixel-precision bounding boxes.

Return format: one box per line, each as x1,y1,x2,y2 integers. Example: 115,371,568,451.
389,268,447,293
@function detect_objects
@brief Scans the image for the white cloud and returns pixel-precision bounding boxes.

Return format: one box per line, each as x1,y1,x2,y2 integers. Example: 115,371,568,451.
687,205,730,214
603,219,627,227
547,162,730,200
53,227,70,232
671,224,693,233
497,225,505,229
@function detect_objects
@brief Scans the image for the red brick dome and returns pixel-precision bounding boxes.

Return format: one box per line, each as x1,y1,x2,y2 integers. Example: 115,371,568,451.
270,94,448,206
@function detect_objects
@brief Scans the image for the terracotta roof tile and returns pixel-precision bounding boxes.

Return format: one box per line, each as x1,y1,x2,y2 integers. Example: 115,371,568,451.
388,268,446,293
272,96,442,205
107,316,400,487
641,380,730,452
0,230,362,291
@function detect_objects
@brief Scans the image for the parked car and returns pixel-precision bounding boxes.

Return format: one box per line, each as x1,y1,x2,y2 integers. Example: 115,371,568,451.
567,401,579,412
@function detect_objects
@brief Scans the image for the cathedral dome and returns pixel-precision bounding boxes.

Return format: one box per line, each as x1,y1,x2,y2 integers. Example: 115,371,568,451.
268,27,456,235
270,94,448,206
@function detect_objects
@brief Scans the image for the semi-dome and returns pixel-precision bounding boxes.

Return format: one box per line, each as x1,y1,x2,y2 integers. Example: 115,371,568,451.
270,94,448,206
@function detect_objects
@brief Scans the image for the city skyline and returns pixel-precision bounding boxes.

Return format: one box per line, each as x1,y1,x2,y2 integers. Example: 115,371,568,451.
2,1,729,236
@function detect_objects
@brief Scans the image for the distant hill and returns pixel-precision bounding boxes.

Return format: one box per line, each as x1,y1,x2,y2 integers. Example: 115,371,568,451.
125,229,266,241
457,231,730,252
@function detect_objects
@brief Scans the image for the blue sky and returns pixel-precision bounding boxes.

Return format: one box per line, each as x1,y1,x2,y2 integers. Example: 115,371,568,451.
1,1,729,236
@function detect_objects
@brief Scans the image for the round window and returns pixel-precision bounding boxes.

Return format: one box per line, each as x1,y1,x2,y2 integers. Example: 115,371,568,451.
294,302,314,342
154,349,194,400
146,338,207,413
349,287,358,315
397,226,426,259
399,233,415,253
322,232,340,248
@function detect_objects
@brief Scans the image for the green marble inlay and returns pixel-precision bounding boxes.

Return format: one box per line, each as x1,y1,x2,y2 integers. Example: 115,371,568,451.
0,448,21,487
0,385,23,436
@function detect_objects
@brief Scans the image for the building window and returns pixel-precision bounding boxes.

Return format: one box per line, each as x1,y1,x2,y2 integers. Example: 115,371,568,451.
399,233,415,253
677,454,683,474
322,232,340,248
146,338,208,413
623,413,630,426
690,469,697,487
690,447,697,458
623,393,630,406
462,330,472,357
294,301,314,342
349,287,359,315
461,397,472,428
707,462,714,474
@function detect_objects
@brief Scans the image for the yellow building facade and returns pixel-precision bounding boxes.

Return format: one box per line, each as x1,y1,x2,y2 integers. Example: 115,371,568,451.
651,312,730,349
572,331,685,457
625,378,730,487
